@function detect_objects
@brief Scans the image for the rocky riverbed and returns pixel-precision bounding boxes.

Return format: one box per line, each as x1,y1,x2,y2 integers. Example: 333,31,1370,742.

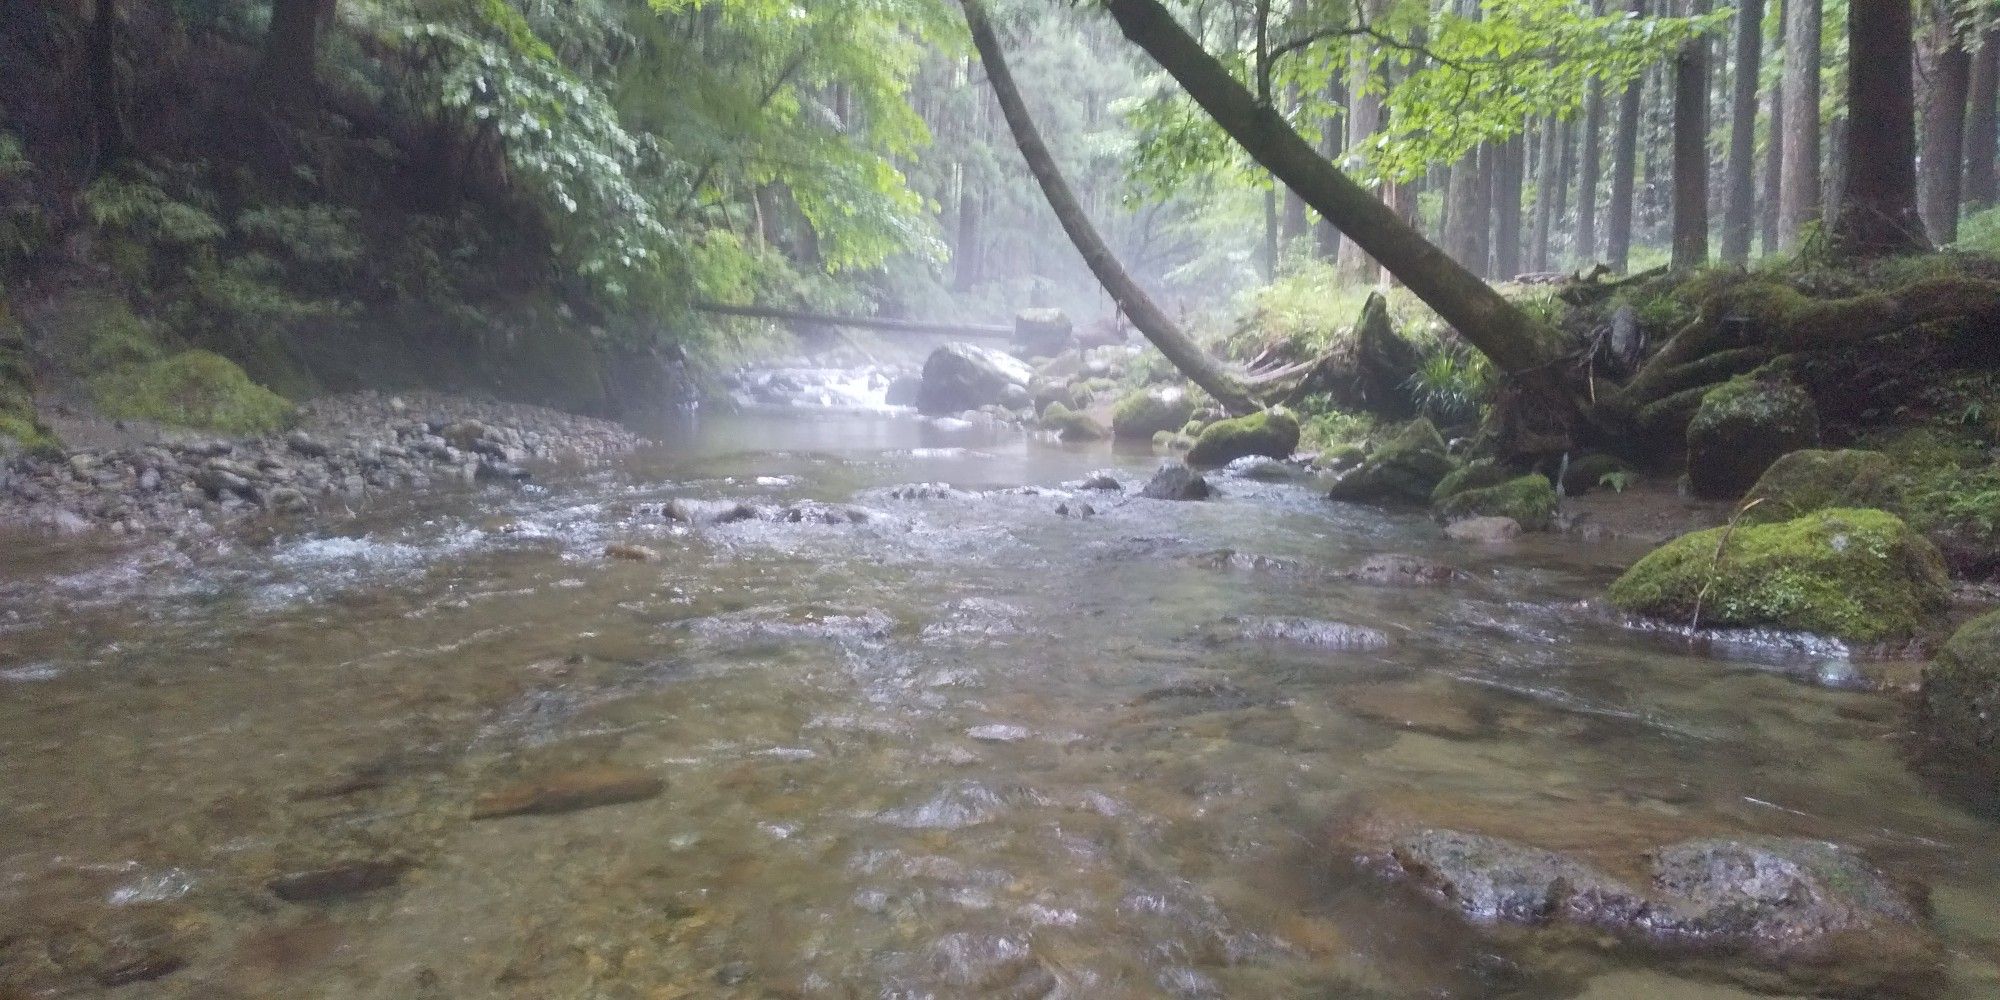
0,392,645,540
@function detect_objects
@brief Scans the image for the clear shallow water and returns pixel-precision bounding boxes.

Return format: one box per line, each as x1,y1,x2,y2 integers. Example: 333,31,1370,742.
0,385,1996,999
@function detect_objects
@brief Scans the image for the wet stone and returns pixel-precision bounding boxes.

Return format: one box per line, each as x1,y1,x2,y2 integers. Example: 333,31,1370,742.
1234,616,1390,651
603,543,661,562
1140,464,1210,501
1342,553,1463,587
268,858,413,903
471,765,666,819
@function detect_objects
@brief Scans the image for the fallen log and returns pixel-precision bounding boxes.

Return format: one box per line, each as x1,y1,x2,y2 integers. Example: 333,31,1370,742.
693,302,1013,339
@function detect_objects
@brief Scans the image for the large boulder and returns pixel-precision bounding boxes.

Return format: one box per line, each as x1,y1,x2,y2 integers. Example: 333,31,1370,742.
1184,409,1300,467
1110,386,1197,441
1433,474,1558,530
1919,609,2000,778
1686,376,1820,499
1607,508,1951,646
1038,401,1107,442
1353,292,1422,418
1742,449,1903,524
1327,418,1455,506
1139,463,1210,500
915,343,1035,416
1012,309,1073,358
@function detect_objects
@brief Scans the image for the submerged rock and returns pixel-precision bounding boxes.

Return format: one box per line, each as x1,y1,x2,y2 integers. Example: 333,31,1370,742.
1686,376,1820,500
603,543,661,562
1388,829,1645,926
1341,553,1463,586
1607,508,1951,646
268,858,413,903
1918,608,2000,782
1445,516,1524,543
1235,616,1390,650
1139,463,1210,501
914,343,1034,416
471,765,665,819
1185,409,1300,467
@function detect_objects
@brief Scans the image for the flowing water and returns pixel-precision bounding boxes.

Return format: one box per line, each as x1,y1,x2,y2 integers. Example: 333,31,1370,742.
1,371,1997,999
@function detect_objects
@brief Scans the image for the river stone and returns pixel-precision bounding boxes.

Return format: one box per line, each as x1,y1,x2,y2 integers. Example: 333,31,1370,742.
1607,508,1951,646
915,343,1034,416
1140,463,1210,501
1388,829,1646,927
1223,455,1296,480
471,765,665,819
884,374,922,407
268,858,412,903
1645,838,1923,946
1327,418,1455,506
1740,448,1902,524
1110,386,1197,441
1342,553,1463,586
1919,608,2000,780
1038,401,1107,442
1445,516,1524,543
604,543,661,562
1185,409,1300,467
1236,616,1390,650
1433,474,1558,531
1686,376,1820,500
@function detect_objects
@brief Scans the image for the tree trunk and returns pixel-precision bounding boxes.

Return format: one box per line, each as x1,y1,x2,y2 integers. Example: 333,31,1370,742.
1607,0,1648,272
88,0,128,170
1530,118,1560,271
1443,150,1485,275
256,0,335,113
1671,0,1712,270
1777,0,1820,248
1338,32,1384,282
953,184,983,291
1829,0,1929,257
1965,28,2000,210
1552,118,1574,265
1315,74,1347,260
1100,0,1567,380
1919,2,1971,245
1577,0,1607,265
1492,133,1526,279
1279,0,1311,247
959,0,1257,414
1721,0,1762,264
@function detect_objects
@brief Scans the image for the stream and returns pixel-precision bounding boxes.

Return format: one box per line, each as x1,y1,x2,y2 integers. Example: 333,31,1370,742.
1,367,1996,998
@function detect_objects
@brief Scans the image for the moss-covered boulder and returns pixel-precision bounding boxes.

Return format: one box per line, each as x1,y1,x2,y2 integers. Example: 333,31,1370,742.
1185,409,1299,467
90,351,295,434
1742,449,1903,525
1434,474,1558,530
1560,453,1631,496
1607,508,1951,646
1686,376,1820,499
1152,430,1195,452
1038,401,1106,442
1111,386,1197,441
1920,609,2000,773
1327,418,1455,506
1430,459,1513,506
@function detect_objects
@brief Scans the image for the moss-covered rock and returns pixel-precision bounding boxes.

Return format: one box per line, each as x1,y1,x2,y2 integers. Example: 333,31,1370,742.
1151,429,1195,452
0,313,53,454
1686,376,1820,499
1327,418,1455,506
1430,459,1512,506
1560,453,1631,496
1185,409,1299,467
1742,449,1904,525
1110,386,1196,441
1920,610,2000,774
1434,474,1558,530
1607,508,1951,645
1038,401,1107,442
91,350,296,434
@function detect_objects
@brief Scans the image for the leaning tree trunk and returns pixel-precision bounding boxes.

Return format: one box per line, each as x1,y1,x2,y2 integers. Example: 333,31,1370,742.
1919,2,1971,245
959,0,1257,414
1721,0,1762,265
1670,0,1712,270
1777,0,1821,248
1606,1,1647,273
1966,27,2000,210
1830,0,1930,257
1099,0,1570,381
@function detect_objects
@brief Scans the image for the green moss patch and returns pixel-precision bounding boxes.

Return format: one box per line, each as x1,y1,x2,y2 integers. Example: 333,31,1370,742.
1039,401,1107,442
1921,609,2000,763
1743,450,1904,525
1607,508,1951,645
1686,376,1820,499
1185,409,1300,467
1435,474,1557,530
91,351,295,434
1111,387,1196,441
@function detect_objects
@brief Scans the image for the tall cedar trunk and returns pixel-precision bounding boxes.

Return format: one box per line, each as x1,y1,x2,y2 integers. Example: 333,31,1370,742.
1577,0,1606,266
1965,29,2000,209
1443,152,1483,274
88,0,128,169
1529,118,1560,271
1777,0,1820,247
953,184,983,291
256,0,334,112
1492,134,1525,279
1552,119,1574,264
1919,3,1971,245
1338,32,1383,282
1760,0,1786,252
1316,74,1347,259
1263,185,1280,280
1670,0,1711,270
1607,0,1647,272
959,0,1257,414
1279,0,1311,245
1721,0,1762,264
1829,0,1929,256
1100,0,1566,379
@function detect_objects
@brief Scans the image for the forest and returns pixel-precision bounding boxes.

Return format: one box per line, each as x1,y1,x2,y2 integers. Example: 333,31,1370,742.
3,1,2000,998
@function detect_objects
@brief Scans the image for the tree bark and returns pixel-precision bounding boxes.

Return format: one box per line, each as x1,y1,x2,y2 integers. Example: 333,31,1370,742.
1552,118,1574,265
959,0,1257,413
1338,31,1384,282
1443,149,1487,275
1577,0,1607,265
88,0,128,170
1099,0,1568,380
1829,0,1929,257
1607,0,1648,272
1919,2,1972,244
1315,74,1347,260
1721,0,1762,264
1671,0,1712,270
256,0,335,113
1777,0,1820,248
1492,133,1526,279
1530,118,1561,271
1966,28,2000,210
